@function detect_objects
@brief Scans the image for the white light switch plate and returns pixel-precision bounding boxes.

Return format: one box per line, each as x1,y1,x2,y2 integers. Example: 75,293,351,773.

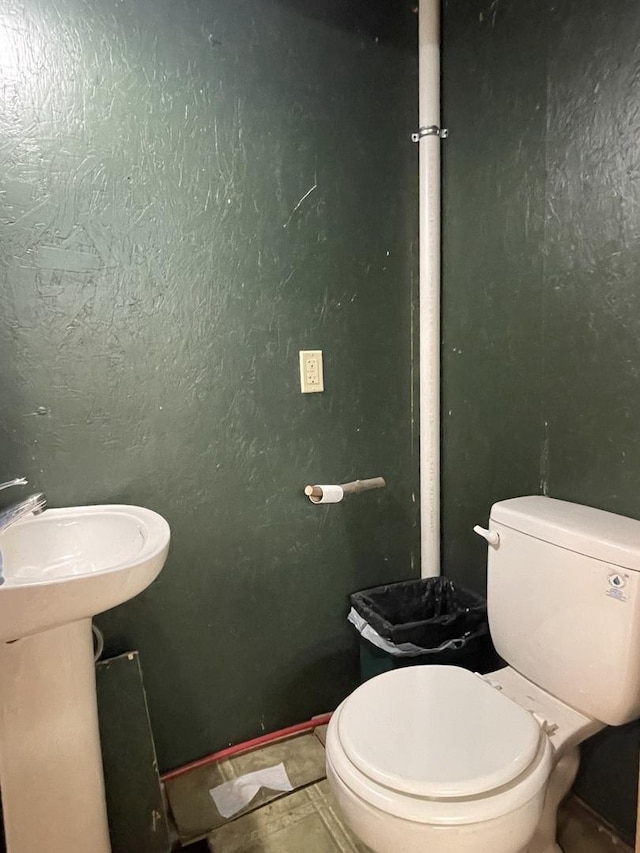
299,350,324,393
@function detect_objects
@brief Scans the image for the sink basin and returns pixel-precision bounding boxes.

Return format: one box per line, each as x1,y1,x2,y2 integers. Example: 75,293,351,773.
0,504,170,853
0,504,170,641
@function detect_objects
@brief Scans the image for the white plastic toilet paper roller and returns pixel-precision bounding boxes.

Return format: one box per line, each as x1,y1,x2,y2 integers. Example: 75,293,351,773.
304,477,386,504
305,485,344,504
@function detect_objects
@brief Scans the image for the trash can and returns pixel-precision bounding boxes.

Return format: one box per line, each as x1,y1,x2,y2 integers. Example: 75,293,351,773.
349,577,502,682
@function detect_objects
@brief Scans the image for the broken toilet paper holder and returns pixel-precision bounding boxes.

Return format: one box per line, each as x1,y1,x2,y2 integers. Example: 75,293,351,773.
304,477,386,504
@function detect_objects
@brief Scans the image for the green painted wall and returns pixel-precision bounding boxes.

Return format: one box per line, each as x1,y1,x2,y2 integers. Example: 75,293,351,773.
0,0,419,772
443,0,640,841
441,0,547,590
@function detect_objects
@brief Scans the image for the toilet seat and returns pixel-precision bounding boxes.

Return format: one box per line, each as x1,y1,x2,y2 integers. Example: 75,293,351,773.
326,665,554,826
338,665,542,797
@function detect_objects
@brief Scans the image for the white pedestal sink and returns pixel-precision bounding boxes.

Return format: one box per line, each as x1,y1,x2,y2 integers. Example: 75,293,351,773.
0,504,170,853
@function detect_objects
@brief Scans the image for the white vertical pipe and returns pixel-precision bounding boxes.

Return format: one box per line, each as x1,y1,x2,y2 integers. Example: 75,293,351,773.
418,0,441,577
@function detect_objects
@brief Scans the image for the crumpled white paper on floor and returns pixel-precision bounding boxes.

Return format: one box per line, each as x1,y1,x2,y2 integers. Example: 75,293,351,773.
209,762,294,819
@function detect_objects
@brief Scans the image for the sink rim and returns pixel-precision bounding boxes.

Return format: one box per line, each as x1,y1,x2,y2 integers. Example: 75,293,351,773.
0,503,170,589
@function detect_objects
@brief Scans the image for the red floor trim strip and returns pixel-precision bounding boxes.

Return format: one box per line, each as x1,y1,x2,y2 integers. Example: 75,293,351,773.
160,713,333,783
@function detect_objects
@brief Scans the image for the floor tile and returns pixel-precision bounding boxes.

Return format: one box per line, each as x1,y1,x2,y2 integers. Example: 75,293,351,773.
208,792,632,853
314,725,328,747
208,779,371,853
169,723,634,853
558,799,633,853
166,733,326,843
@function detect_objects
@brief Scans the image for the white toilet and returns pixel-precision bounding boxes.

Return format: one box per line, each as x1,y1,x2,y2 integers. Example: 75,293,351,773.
326,496,640,853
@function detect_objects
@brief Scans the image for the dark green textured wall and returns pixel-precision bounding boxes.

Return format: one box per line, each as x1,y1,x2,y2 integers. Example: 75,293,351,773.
0,0,419,771
441,0,547,594
443,0,640,841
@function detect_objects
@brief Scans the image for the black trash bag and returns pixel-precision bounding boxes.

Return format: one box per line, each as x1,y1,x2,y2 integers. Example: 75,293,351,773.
350,577,487,650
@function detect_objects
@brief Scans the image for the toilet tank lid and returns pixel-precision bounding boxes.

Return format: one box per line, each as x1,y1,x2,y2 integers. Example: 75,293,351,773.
491,496,640,571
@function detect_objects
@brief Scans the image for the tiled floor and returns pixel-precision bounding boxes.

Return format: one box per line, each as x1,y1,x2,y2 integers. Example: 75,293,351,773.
167,732,326,844
558,799,633,853
209,779,369,853
168,724,633,853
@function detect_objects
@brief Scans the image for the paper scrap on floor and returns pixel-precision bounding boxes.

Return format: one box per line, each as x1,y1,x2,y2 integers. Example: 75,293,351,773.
209,762,294,818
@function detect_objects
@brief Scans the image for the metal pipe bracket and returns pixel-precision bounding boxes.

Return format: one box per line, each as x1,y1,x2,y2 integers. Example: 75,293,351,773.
411,125,448,142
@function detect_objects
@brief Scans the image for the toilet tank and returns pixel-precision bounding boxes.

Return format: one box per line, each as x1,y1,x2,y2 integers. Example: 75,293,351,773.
487,496,640,726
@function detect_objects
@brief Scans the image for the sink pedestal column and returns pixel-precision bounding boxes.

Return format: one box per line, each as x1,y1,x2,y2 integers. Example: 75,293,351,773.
0,618,111,853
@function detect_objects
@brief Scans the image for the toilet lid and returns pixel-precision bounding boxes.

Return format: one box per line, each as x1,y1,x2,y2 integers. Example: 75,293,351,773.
337,665,543,799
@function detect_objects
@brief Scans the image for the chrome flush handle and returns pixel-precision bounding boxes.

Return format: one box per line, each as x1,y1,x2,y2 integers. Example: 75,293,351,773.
0,478,27,492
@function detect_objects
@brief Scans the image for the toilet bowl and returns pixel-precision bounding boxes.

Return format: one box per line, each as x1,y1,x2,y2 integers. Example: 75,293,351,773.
325,665,601,853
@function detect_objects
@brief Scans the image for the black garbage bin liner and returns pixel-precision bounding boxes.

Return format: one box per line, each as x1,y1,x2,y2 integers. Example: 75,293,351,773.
350,577,487,650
